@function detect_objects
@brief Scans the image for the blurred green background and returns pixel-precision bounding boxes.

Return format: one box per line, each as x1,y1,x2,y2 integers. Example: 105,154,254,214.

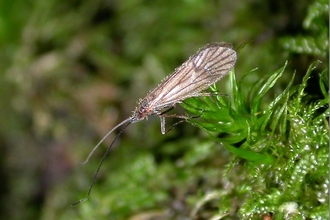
0,0,328,219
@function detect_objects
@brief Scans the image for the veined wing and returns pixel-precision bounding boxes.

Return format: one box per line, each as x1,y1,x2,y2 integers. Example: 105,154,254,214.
144,42,237,109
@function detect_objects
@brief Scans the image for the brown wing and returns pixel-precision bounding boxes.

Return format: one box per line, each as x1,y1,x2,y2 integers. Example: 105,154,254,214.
144,42,237,110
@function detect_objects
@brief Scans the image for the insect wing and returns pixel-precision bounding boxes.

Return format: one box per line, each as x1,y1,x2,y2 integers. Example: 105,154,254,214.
191,42,237,80
144,43,237,110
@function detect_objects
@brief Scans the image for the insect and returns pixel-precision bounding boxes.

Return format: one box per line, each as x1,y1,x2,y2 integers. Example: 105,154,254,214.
72,42,237,206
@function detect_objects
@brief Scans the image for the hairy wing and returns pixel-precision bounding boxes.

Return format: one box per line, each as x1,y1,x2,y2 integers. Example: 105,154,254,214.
145,42,237,110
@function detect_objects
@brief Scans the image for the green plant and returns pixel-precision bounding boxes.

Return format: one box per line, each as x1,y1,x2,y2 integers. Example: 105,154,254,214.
182,59,328,219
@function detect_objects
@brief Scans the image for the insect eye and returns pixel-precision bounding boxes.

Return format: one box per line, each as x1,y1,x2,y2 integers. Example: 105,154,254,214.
141,99,148,108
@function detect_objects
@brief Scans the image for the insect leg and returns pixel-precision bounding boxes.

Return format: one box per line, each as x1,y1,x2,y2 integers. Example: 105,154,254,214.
159,114,189,134
159,106,174,115
161,108,206,134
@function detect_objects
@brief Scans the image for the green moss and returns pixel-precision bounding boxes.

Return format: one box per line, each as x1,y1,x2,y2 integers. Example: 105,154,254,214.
182,60,328,219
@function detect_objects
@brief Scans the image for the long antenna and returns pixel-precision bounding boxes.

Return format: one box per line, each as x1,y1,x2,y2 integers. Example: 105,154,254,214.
82,117,133,164
71,121,132,206
71,42,237,205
